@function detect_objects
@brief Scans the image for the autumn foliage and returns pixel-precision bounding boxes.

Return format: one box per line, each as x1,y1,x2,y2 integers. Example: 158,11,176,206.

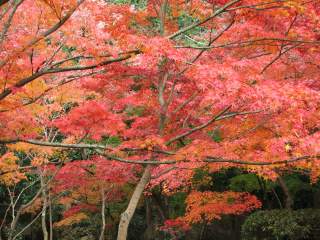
0,0,319,239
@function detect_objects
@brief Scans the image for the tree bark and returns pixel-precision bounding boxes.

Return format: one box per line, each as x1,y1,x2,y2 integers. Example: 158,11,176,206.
99,187,106,240
117,165,152,240
48,192,53,240
151,194,166,222
159,0,168,35
143,198,152,240
277,175,293,209
40,174,48,240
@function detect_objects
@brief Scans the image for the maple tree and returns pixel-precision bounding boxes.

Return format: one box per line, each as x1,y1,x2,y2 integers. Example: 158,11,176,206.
0,0,320,239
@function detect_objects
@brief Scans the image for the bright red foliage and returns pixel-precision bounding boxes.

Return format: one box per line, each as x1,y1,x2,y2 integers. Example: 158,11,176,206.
54,101,125,140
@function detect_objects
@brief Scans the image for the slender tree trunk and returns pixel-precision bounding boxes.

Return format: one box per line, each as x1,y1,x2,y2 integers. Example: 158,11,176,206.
151,194,166,222
277,175,293,209
146,197,152,227
99,187,106,240
40,174,48,240
143,197,154,240
48,192,53,240
116,4,168,237
0,201,11,240
8,187,16,240
256,176,270,209
271,187,283,209
117,165,152,240
159,0,168,35
199,221,207,240
7,166,60,240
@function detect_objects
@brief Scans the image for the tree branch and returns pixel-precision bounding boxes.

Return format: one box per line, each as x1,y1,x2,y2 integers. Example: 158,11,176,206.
165,105,232,145
2,139,318,167
175,37,320,49
0,0,85,69
0,51,140,101
0,70,106,112
0,0,24,46
167,0,241,39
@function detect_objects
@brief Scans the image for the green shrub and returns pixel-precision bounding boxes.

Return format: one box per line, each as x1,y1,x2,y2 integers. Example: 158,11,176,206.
241,209,320,240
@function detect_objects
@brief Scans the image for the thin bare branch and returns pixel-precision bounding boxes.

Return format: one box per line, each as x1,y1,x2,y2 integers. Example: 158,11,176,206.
1,139,319,166
165,106,232,145
0,51,140,101
0,0,24,46
167,0,241,39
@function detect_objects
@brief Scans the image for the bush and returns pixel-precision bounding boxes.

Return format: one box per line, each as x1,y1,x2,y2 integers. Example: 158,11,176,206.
241,209,320,240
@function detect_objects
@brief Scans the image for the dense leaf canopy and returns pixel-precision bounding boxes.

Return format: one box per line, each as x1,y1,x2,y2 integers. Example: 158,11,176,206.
0,0,319,239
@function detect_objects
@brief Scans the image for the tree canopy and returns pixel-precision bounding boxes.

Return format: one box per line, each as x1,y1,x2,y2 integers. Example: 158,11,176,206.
0,0,319,239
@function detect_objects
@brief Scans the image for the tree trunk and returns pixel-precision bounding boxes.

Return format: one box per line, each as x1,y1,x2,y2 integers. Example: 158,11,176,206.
99,187,106,240
48,193,53,240
146,197,152,228
40,175,48,240
117,165,152,240
151,194,166,222
143,197,155,240
277,175,293,209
